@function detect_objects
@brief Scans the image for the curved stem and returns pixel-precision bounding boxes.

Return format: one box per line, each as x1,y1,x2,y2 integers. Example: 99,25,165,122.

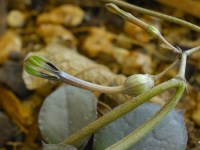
106,3,180,54
59,71,124,94
185,45,200,56
101,0,200,32
61,78,182,145
106,80,185,150
153,58,179,80
158,35,180,54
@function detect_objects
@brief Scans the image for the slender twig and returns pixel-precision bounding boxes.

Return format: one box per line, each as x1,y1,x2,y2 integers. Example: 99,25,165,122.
105,3,180,54
106,3,148,29
153,58,179,80
177,52,187,79
158,35,181,54
106,80,185,150
185,45,200,56
61,78,182,145
102,0,200,32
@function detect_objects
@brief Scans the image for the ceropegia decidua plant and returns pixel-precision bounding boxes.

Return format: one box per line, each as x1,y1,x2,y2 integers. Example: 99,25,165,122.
24,0,200,149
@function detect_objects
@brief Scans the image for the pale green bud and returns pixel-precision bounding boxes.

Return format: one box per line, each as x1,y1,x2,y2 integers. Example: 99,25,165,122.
146,25,161,38
123,74,154,96
24,55,60,80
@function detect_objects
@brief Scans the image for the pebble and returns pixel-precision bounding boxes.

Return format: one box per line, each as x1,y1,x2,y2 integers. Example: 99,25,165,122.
0,60,32,98
0,112,17,146
7,10,26,28
37,5,85,26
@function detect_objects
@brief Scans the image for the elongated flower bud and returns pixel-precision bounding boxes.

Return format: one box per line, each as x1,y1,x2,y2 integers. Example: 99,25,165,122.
122,74,154,96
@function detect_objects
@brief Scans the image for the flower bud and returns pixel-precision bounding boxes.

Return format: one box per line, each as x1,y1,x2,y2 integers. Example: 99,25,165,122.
122,74,154,96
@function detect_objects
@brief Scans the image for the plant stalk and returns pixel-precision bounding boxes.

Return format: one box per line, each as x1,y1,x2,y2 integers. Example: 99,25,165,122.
61,78,182,145
102,0,200,32
177,52,187,79
106,3,180,54
106,3,148,29
106,80,185,150
185,45,200,56
59,71,124,94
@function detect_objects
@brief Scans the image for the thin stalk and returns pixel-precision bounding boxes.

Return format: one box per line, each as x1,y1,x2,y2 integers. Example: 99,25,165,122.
185,45,200,56
158,35,180,54
106,80,185,150
106,3,148,29
61,78,182,145
106,3,180,54
102,0,200,32
59,71,124,94
153,58,179,80
177,52,187,79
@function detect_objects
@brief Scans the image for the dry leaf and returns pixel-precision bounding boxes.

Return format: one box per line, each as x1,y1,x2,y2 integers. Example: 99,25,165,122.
191,92,200,126
82,27,114,57
123,21,149,43
0,30,22,64
20,94,43,149
190,53,200,70
37,5,84,26
82,27,153,75
119,51,152,75
36,24,77,46
0,87,33,133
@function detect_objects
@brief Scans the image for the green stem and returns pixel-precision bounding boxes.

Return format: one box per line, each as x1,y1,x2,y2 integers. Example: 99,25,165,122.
61,78,182,145
106,3,148,29
185,45,200,56
101,0,200,32
106,80,185,150
106,3,180,54
158,35,180,53
177,52,187,79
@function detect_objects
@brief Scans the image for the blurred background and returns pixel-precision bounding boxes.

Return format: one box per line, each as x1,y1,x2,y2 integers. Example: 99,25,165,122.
0,0,200,149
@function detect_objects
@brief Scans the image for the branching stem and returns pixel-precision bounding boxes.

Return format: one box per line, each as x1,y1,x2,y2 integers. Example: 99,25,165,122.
61,78,183,145
185,45,200,56
106,80,185,150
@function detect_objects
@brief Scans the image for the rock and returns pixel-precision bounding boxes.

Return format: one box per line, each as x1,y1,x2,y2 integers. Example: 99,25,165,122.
37,5,85,26
36,24,77,46
192,93,200,126
0,60,31,98
0,112,17,146
124,21,150,43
